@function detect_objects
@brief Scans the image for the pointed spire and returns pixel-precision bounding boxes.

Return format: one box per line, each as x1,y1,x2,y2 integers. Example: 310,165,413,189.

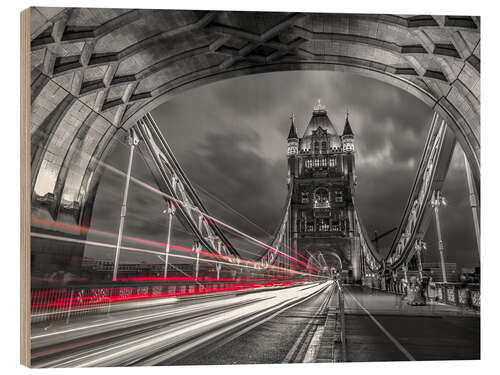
342,110,354,136
287,113,298,139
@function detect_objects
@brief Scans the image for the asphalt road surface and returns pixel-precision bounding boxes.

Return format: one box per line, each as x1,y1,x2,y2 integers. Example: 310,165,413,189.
174,285,480,364
32,283,479,366
32,282,333,367
174,282,336,365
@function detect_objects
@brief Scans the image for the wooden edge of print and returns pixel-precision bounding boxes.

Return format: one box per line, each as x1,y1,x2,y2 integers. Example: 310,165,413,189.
20,7,31,368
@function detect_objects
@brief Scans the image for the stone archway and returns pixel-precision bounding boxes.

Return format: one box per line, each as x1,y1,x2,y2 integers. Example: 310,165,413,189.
29,8,480,239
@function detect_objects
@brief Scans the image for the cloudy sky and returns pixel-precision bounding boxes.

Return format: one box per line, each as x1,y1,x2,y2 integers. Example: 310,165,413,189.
88,71,479,271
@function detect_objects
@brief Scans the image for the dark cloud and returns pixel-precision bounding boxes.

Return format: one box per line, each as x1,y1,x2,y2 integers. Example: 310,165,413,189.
87,71,478,270
181,129,287,237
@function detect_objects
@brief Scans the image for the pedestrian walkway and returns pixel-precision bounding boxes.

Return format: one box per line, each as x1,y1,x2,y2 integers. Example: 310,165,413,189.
340,285,480,361
346,286,479,317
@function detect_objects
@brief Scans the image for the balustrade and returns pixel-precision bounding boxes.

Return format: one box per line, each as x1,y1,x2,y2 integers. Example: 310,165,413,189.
433,283,480,310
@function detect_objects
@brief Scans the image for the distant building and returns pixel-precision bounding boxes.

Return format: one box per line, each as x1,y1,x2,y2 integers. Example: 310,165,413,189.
460,266,480,283
81,258,206,280
422,262,458,282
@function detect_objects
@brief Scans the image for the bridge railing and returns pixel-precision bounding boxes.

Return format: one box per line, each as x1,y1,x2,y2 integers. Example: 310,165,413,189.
31,278,308,324
362,278,480,310
430,282,480,310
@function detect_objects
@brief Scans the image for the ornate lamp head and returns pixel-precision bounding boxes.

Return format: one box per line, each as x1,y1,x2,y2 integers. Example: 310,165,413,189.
313,98,327,113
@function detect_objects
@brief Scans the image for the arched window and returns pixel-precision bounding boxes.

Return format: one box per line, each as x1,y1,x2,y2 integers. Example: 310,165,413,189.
313,141,320,154
321,141,327,153
301,192,309,203
306,221,314,232
314,188,329,203
318,218,329,232
335,191,343,202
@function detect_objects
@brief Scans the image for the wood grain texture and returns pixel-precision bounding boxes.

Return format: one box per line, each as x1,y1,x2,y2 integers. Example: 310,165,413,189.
20,7,31,368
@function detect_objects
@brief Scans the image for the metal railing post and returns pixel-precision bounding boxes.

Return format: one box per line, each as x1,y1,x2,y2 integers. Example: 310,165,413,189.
216,239,222,280
113,129,139,281
195,242,201,279
336,280,346,361
65,288,74,324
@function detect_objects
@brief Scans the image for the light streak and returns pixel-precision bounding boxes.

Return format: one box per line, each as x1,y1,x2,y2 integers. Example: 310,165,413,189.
31,280,303,309
31,125,321,271
30,232,325,279
31,216,319,275
98,161,321,273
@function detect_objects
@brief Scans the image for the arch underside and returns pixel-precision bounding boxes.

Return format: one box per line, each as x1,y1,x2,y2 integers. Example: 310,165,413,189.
30,8,480,237
312,251,344,271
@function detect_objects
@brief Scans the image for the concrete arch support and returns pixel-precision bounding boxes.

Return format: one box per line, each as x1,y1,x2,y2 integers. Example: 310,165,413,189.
28,8,480,231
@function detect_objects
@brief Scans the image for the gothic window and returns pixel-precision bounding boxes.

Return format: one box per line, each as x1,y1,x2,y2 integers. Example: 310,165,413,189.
318,218,329,232
301,192,309,203
306,221,314,232
313,141,320,154
314,188,329,204
329,157,336,167
321,141,327,153
305,159,312,168
335,191,343,202
320,158,327,167
314,158,320,167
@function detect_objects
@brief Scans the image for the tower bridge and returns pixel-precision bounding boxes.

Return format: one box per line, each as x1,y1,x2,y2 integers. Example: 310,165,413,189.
25,7,480,366
285,101,360,280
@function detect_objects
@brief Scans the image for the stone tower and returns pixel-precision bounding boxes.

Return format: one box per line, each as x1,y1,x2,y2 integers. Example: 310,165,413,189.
287,101,361,281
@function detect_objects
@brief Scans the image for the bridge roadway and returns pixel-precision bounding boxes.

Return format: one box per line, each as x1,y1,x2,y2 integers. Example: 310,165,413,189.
177,286,480,364
31,283,479,367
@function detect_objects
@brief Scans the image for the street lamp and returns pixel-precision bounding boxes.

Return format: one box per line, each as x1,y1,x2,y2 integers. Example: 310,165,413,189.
162,203,176,278
430,190,447,283
112,129,139,281
414,240,427,280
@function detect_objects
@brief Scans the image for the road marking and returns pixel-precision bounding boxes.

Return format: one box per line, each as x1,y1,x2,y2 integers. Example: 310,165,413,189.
347,290,415,361
181,284,330,365
303,325,324,362
283,285,332,363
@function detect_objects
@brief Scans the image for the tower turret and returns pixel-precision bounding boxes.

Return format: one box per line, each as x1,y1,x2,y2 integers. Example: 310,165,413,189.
342,112,354,152
287,114,299,156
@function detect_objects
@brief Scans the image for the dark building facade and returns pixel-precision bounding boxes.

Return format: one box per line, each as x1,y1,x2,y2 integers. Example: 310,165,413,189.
287,101,361,281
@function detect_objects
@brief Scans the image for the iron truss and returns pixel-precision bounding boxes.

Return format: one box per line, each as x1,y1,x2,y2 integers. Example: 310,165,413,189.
355,113,458,274
134,113,239,259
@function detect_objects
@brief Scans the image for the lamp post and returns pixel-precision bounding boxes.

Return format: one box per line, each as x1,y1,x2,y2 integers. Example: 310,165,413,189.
463,154,480,258
431,190,447,283
194,241,201,279
415,240,427,280
402,265,408,284
163,203,176,278
112,129,139,281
